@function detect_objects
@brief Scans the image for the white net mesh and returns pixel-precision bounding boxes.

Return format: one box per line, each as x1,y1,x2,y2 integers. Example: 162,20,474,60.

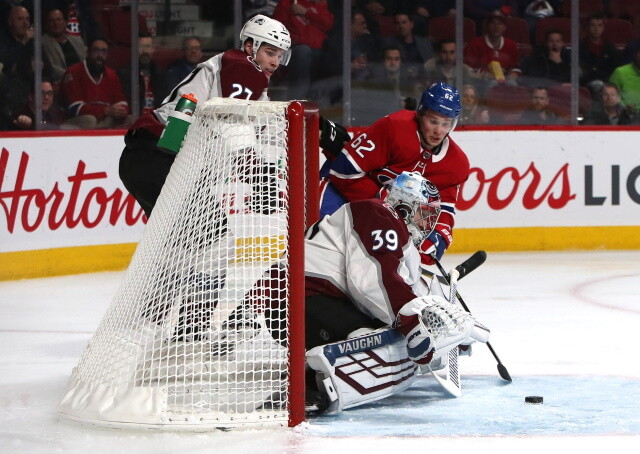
60,99,305,429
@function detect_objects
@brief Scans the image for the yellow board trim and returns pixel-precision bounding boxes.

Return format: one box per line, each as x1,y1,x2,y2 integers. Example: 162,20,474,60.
2,226,640,281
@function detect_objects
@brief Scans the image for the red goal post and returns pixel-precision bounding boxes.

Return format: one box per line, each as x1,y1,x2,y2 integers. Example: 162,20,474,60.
59,99,319,430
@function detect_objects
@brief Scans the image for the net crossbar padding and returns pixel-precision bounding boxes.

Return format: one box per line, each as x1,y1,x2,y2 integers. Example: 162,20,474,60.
59,99,319,430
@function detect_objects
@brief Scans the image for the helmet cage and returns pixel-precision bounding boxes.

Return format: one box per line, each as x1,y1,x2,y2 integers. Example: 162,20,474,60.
239,15,292,66
386,172,441,245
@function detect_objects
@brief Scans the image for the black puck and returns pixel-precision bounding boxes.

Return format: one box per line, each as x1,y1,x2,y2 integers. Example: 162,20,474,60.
525,396,543,404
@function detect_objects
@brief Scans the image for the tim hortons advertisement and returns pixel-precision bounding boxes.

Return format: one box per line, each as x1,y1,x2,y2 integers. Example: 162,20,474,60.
1,135,146,253
1,130,639,253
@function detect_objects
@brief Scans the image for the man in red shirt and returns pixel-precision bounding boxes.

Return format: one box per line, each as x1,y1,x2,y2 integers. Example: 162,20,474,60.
61,37,131,129
320,81,469,266
464,12,519,84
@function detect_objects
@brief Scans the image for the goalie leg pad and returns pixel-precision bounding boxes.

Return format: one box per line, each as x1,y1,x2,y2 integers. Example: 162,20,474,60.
305,328,418,414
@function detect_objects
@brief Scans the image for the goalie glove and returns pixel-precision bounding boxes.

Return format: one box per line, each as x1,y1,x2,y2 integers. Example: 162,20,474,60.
418,226,452,266
396,295,489,365
319,116,350,160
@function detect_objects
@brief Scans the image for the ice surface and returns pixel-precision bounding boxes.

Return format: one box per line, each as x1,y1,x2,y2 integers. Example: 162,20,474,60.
1,251,639,453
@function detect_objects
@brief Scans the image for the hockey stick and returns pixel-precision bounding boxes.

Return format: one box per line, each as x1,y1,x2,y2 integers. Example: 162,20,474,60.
431,253,513,382
421,250,487,284
421,252,485,397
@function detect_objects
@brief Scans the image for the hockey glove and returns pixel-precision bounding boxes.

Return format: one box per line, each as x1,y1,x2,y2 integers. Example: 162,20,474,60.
319,116,350,160
418,227,452,266
395,299,435,365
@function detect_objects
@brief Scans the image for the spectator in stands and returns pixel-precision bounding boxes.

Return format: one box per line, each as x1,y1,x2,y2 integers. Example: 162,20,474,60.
4,79,68,130
581,82,638,125
61,37,132,129
118,32,169,118
42,8,86,83
355,0,398,36
459,83,490,125
0,45,34,130
381,12,434,80
609,46,640,111
165,37,203,89
423,39,479,88
273,0,334,100
351,45,414,125
0,5,33,76
579,13,620,98
518,86,557,124
464,12,520,88
464,0,520,32
407,0,456,38
522,30,571,86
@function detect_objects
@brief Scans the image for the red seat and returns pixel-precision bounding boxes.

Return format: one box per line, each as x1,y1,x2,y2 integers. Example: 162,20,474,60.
559,0,604,19
608,0,640,21
153,47,184,70
547,85,591,120
485,85,532,124
535,17,572,46
504,17,533,59
602,18,635,51
105,10,150,45
376,15,396,38
428,17,477,45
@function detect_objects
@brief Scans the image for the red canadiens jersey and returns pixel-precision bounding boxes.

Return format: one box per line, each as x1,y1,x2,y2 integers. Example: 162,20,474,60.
328,109,470,235
305,198,429,326
464,36,520,72
153,49,271,124
62,61,128,120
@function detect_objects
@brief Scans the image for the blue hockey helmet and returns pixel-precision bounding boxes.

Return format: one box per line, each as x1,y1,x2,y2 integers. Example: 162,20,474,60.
417,82,462,119
385,172,441,244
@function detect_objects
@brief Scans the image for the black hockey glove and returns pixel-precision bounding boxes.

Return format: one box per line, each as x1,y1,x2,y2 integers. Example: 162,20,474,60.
319,116,350,160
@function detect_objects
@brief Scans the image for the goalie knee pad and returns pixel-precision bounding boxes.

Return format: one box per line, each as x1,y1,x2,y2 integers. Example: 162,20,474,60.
305,328,419,414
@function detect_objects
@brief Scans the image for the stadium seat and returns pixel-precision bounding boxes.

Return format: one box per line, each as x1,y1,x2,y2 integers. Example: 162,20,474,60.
559,0,604,20
608,0,640,22
547,85,591,121
153,47,184,71
602,18,635,51
428,17,476,45
106,44,131,69
377,15,396,38
485,84,531,124
535,18,572,47
105,10,150,46
504,17,533,59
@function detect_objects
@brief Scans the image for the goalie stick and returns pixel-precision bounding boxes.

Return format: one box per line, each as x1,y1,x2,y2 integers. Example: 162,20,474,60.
420,252,485,397
431,252,513,382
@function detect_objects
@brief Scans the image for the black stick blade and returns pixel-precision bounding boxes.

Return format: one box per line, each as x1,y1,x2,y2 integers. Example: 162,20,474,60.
455,251,487,280
498,363,512,382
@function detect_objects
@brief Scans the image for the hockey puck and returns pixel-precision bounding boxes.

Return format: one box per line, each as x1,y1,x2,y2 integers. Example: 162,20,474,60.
525,396,543,404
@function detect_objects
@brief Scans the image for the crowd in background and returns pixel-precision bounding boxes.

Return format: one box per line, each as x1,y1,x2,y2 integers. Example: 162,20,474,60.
1,0,640,131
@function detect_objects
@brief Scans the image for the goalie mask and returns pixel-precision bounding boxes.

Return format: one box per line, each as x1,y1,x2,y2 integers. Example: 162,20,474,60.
385,172,441,245
240,15,292,65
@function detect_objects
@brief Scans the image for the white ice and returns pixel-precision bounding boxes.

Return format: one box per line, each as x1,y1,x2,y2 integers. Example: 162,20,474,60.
1,251,639,454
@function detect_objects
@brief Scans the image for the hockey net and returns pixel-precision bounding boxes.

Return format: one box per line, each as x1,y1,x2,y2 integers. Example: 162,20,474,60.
60,99,319,430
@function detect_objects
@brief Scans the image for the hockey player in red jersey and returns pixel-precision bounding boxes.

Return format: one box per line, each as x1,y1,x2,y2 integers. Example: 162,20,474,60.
320,82,469,266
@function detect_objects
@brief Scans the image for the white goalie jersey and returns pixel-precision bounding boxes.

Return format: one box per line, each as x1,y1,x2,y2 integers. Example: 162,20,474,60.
304,198,429,327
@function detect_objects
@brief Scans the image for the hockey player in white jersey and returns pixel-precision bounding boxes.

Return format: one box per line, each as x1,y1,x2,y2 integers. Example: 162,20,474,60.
250,171,490,414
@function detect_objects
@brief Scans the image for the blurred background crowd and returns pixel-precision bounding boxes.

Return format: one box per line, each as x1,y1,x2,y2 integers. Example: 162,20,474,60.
1,0,640,131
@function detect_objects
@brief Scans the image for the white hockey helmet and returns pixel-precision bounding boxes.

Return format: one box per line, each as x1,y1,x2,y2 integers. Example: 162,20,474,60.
239,14,292,65
385,171,441,244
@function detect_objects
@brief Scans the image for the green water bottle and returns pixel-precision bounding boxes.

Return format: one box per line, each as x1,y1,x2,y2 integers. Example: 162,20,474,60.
157,93,198,154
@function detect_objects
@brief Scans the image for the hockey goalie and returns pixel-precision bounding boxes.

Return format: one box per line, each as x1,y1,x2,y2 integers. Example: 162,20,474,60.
249,171,490,414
